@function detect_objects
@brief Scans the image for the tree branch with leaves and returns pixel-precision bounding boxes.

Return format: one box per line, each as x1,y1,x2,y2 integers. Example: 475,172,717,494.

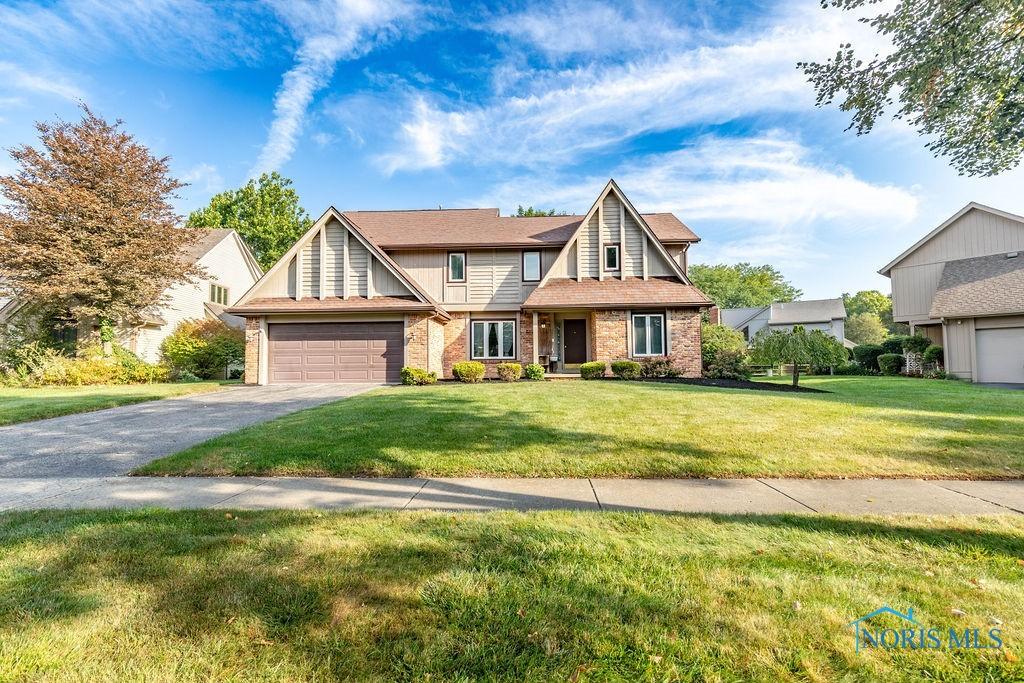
750,326,847,387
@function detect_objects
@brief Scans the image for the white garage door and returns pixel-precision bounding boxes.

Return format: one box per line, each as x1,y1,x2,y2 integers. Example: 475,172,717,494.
976,327,1024,383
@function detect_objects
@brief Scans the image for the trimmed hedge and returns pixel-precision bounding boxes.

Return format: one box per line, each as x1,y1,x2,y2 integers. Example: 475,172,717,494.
880,335,909,355
902,335,931,353
878,353,905,376
452,361,486,383
923,344,944,365
524,363,545,380
400,366,437,385
579,361,606,379
496,362,523,382
852,344,884,372
611,360,642,380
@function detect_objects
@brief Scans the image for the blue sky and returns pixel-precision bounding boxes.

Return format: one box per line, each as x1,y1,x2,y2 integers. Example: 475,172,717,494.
2,0,1022,299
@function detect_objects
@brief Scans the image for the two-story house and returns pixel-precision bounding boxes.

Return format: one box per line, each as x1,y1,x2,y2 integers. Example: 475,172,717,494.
229,180,712,383
880,202,1024,383
719,298,850,346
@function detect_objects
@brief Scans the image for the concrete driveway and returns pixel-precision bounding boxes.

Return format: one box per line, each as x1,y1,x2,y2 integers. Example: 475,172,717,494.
0,384,379,478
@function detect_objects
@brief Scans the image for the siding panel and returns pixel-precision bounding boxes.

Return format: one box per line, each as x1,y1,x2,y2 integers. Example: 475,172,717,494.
324,223,345,296
301,233,321,299
347,241,368,297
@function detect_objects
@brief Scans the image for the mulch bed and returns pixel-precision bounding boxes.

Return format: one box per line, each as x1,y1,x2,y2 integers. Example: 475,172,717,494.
641,377,828,393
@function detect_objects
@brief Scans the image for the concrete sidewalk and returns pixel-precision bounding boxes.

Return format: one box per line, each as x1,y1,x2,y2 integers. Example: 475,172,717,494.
1,476,1022,515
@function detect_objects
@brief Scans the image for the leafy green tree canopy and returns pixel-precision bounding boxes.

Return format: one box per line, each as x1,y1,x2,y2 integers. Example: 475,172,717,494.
750,326,847,387
846,311,888,345
690,262,802,309
514,205,566,217
800,0,1024,176
187,172,312,269
701,323,748,368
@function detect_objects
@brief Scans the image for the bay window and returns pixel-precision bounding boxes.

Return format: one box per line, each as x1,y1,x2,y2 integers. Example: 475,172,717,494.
471,320,516,359
632,313,665,356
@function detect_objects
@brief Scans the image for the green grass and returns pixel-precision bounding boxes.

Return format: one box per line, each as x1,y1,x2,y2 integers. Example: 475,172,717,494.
138,376,1024,479
0,382,235,426
0,509,1020,681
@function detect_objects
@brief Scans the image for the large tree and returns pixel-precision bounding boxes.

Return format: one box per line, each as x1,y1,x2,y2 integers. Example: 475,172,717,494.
846,311,888,345
842,289,908,334
514,205,566,217
800,0,1024,176
0,106,200,335
689,262,802,309
187,172,312,269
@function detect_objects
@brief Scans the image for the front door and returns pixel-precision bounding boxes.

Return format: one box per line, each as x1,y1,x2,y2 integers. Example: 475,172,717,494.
563,319,587,364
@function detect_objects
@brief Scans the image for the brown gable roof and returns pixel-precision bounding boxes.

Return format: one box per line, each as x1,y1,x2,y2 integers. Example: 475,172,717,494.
523,277,712,309
929,252,1024,318
228,295,447,318
342,209,699,249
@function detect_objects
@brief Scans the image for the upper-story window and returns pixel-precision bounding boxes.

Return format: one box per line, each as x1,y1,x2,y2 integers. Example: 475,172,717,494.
448,252,466,282
522,250,541,282
604,244,620,271
210,283,229,305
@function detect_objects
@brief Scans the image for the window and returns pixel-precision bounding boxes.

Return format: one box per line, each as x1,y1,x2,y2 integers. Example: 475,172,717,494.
471,320,516,359
522,250,541,282
210,283,229,305
604,244,620,271
632,313,665,356
448,252,466,282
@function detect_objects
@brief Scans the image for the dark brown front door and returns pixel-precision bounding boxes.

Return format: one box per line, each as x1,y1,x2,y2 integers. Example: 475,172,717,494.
563,319,587,364
267,322,404,384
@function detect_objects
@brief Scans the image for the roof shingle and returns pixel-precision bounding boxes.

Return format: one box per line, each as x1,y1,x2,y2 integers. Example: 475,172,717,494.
523,277,711,309
930,253,1024,318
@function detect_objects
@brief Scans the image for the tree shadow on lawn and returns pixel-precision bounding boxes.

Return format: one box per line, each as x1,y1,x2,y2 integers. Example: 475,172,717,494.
1,509,1022,680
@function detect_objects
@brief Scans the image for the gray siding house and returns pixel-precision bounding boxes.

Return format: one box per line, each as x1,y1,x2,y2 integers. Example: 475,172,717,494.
880,202,1024,383
720,298,849,346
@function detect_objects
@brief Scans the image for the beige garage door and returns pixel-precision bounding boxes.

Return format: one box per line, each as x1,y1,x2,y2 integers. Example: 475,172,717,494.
976,327,1024,383
268,322,404,384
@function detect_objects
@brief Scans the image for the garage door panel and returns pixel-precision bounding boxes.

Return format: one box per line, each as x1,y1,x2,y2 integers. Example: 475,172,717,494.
268,322,403,384
976,327,1024,383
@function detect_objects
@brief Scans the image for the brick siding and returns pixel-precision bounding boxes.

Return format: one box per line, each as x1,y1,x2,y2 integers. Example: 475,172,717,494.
667,308,701,377
405,313,432,370
244,316,261,384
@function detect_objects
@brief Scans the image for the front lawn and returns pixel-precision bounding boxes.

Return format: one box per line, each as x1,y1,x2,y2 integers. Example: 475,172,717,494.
0,382,234,426
0,509,1019,681
138,376,1024,479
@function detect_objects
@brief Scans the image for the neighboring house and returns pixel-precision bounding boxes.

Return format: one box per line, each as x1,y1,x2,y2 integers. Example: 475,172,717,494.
0,228,262,363
228,179,712,384
880,202,1024,383
720,299,850,347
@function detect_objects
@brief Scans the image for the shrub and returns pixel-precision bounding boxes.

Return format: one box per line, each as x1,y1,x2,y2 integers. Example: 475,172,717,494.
703,349,751,380
176,369,202,383
638,357,680,378
852,344,885,372
833,361,876,376
400,366,437,385
878,353,905,376
611,360,642,380
161,319,244,379
579,361,606,379
880,335,909,355
452,361,485,383
524,363,545,380
701,324,746,370
496,362,522,382
924,368,950,380
923,344,944,365
0,341,168,386
902,335,931,353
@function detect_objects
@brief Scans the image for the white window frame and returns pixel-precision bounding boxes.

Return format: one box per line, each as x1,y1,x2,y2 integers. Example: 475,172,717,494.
604,243,620,272
522,250,541,282
448,252,466,283
210,283,229,305
471,319,516,360
632,313,665,357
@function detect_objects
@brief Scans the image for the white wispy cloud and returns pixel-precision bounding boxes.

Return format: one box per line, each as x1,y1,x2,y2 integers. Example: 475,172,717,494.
249,0,421,176
182,162,224,193
473,133,919,267
0,62,84,101
374,2,887,174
